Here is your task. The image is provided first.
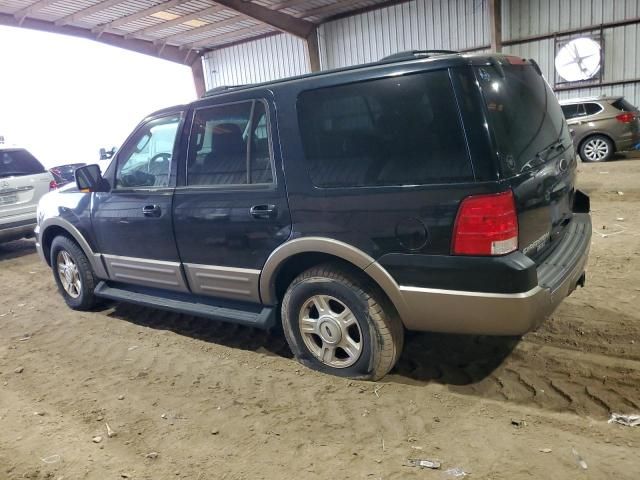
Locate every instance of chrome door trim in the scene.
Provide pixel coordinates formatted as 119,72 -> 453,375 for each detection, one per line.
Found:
103,254 -> 189,292
184,263 -> 261,302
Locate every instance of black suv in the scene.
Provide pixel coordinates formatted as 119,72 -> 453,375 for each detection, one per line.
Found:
36,52 -> 591,380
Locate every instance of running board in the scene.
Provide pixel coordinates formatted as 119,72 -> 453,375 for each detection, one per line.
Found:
94,281 -> 276,329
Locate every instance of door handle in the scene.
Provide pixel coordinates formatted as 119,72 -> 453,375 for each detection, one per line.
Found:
249,204 -> 277,219
142,205 -> 161,217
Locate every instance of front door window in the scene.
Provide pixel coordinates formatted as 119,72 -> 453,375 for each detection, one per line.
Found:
115,115 -> 181,189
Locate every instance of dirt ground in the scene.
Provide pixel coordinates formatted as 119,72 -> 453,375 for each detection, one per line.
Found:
1,153 -> 639,480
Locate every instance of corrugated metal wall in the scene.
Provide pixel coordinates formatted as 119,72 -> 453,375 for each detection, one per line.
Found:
504,0 -> 640,107
202,33 -> 310,89
319,0 -> 489,69
202,0 -> 640,107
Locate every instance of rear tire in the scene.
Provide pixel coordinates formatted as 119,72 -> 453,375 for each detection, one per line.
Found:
579,135 -> 614,162
281,263 -> 404,380
51,236 -> 98,310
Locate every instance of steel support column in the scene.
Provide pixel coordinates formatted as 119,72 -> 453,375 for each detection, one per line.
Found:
191,55 -> 206,97
489,0 -> 502,52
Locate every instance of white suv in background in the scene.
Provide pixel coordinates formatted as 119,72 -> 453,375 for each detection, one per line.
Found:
0,147 -> 54,244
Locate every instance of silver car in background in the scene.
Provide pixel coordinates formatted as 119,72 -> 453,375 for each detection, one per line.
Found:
560,96 -> 640,162
0,147 -> 54,243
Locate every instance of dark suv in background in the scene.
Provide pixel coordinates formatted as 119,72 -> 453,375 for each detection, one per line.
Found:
560,96 -> 640,162
36,52 -> 591,380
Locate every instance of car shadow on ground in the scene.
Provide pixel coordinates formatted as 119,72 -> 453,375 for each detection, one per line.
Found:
0,239 -> 36,262
106,302 -> 519,386
106,303 -> 293,359
391,331 -> 520,386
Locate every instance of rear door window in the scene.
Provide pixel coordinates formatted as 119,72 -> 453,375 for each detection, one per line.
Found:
561,104 -> 582,120
187,100 -> 274,186
297,70 -> 473,188
0,149 -> 46,178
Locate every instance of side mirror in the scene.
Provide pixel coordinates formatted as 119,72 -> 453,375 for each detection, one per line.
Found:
75,164 -> 109,192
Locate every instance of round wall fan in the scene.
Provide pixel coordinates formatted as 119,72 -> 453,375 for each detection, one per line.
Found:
555,37 -> 601,82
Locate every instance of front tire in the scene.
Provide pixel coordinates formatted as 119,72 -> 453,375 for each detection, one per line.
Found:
579,135 -> 614,162
281,264 -> 404,380
51,236 -> 97,310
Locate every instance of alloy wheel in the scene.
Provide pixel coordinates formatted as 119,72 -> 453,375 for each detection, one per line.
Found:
583,138 -> 609,161
298,295 -> 363,368
56,250 -> 82,298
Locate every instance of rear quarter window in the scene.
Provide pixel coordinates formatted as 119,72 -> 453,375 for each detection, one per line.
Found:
296,70 -> 473,188
0,149 -> 46,178
584,103 -> 602,115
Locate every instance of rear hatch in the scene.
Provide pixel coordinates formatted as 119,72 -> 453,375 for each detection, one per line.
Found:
0,148 -> 52,221
611,97 -> 640,144
475,59 -> 576,263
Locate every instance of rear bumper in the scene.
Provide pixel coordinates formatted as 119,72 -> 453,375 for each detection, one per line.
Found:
0,219 -> 37,243
394,213 -> 591,335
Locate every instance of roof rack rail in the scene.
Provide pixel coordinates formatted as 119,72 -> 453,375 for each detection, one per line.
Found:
379,50 -> 459,63
203,85 -> 244,97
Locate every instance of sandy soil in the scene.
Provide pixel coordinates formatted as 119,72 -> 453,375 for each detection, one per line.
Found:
1,153 -> 639,480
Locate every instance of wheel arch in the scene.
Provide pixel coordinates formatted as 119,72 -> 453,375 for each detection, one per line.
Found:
40,218 -> 108,278
578,132 -> 616,155
260,237 -> 410,325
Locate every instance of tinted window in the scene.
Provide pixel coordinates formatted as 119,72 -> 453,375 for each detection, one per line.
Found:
561,104 -> 582,119
297,70 -> 473,188
0,149 -> 45,178
116,115 -> 181,188
476,65 -> 569,173
612,98 -> 637,112
187,100 -> 273,186
584,103 -> 602,115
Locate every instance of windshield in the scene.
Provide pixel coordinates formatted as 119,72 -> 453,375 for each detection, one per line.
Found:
475,63 -> 570,174
0,149 -> 46,178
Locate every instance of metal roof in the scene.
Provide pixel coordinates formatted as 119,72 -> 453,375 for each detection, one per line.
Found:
0,0 -> 399,65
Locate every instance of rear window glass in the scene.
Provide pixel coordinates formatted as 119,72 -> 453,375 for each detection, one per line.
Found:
476,64 -> 569,174
0,149 -> 46,178
612,98 -> 637,112
297,70 -> 473,188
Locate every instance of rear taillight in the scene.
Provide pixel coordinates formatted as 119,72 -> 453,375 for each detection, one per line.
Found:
49,180 -> 59,191
616,112 -> 636,123
452,190 -> 518,256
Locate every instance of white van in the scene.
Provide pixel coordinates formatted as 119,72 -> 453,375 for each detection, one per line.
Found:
0,147 -> 54,243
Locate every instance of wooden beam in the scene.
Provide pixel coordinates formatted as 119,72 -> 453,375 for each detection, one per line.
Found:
306,26 -> 320,72
158,14 -> 254,45
126,5 -> 226,38
55,0 -> 125,27
191,54 -> 206,97
210,0 -> 315,39
0,11 -> 190,64
91,0 -> 182,34
489,0 -> 502,52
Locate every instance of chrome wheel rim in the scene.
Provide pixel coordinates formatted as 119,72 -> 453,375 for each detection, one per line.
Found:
298,295 -> 363,368
56,250 -> 82,298
584,138 -> 609,161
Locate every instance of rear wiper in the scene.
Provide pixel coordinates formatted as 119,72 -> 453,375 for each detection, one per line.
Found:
519,140 -> 565,173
